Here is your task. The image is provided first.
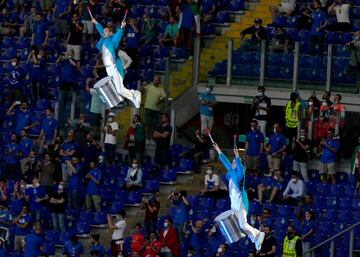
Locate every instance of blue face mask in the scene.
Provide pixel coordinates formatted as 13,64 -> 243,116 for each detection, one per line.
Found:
163,222 -> 169,228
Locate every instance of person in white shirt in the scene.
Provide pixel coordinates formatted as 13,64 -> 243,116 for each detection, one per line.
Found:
282,171 -> 305,205
327,0 -> 351,32
270,0 -> 296,17
117,49 -> 132,73
107,210 -> 126,256
103,112 -> 118,164
199,165 -> 228,198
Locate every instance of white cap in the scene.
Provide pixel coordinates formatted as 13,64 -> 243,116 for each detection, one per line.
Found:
108,112 -> 115,117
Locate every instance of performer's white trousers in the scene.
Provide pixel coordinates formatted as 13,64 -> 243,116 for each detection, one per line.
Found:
105,64 -> 134,102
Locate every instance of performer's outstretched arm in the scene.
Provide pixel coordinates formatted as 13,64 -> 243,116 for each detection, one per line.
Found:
112,21 -> 126,47
213,143 -> 231,171
95,23 -> 104,37
234,148 -> 245,181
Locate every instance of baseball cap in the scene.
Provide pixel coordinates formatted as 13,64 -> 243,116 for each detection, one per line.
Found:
108,112 -> 115,117
254,18 -> 262,24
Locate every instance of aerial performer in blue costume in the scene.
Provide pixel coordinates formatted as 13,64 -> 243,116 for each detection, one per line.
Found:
91,16 -> 141,108
213,142 -> 265,251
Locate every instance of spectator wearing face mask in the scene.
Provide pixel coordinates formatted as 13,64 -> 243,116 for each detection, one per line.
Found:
199,85 -> 217,132
240,18 -> 267,52
284,92 -> 301,147
6,101 -> 39,135
49,183 -> 67,233
141,231 -> 162,257
292,129 -> 311,182
103,112 -> 118,164
256,170 -> 284,204
319,128 -> 340,184
282,225 -> 302,257
266,123 -> 286,173
8,57 -> 25,103
159,217 -> 180,257
199,164 -> 228,198
300,210 -> 315,257
251,86 -> 271,137
25,176 -> 49,222
131,223 -> 145,255
282,171 -> 305,205
213,244 -> 230,257
124,159 -> 143,191
27,47 -> 47,102
331,94 -> 345,137
85,161 -> 102,212
245,119 -> 264,175
256,226 -> 276,257
107,210 -> 126,256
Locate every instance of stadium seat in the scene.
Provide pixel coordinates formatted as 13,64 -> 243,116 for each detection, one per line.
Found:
323,209 -> 337,221
142,180 -> 159,193
76,221 -> 91,236
126,191 -> 143,206
91,212 -> 107,227
213,11 -> 230,23
326,196 -> 338,209
174,158 -> 193,174
42,241 -> 55,255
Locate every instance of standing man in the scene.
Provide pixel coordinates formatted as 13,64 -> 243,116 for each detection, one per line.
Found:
284,92 -> 301,146
38,107 -> 58,152
66,13 -> 83,69
59,130 -> 79,185
140,76 -> 167,144
23,223 -> 44,257
85,161 -> 102,213
103,112 -> 118,164
292,129 -> 311,182
31,13 -> 49,48
319,128 -> 340,184
256,226 -> 276,257
67,157 -> 83,212
54,0 -> 70,40
251,86 -> 271,136
124,114 -> 146,163
266,123 -> 286,173
199,85 -> 217,132
153,113 -> 172,169
140,192 -> 160,237
282,225 -> 302,257
245,119 -> 264,175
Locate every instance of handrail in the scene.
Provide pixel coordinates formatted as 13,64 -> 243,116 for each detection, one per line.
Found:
303,220 -> 360,256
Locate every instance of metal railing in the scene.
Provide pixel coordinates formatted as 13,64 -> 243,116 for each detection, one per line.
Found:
302,220 -> 360,257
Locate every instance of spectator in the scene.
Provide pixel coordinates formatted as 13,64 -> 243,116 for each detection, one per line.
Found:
89,234 -> 106,257
270,26 -> 290,54
187,220 -> 205,253
168,191 -> 190,243
140,76 -> 166,143
214,244 -> 230,257
199,85 -> 217,132
309,1 -> 327,55
118,48 -> 132,74
331,94 -> 345,137
67,113 -> 90,148
250,86 -> 271,137
319,128 -> 340,184
66,157 -> 83,211
141,231 -> 162,256
0,182 -> 7,205
27,47 -> 47,102
19,129 -> 33,160
300,210 -> 315,257
140,192 -> 160,237
256,170 -> 284,204
159,16 -> 179,46
319,97 -> 332,139
245,119 -> 264,175
266,123 -> 286,173
179,0 -> 195,54
31,13 -> 49,48
190,0 -> 201,35
200,0 -> 217,23
284,92 -> 301,145
153,113 -> 172,169
65,12 -> 83,69
23,223 -> 44,257
124,159 -> 143,191
240,18 -> 267,52
8,57 -> 25,103
126,18 -> 139,69
39,107 -> 58,152
327,0 -> 351,32
256,226 -> 276,257
199,164 -> 228,198
352,136 -> 360,195
62,235 -> 84,257
79,0 -> 97,45
107,210 -> 126,256
6,101 -> 38,135
187,246 -> 202,257
270,0 -> 296,17
124,115 -> 146,164
140,13 -> 156,44
22,150 -> 41,184
159,217 -> 180,257
25,176 -> 49,222
57,50 -> 78,128
345,31 -> 360,75
59,130 -> 79,184
297,7 -> 312,31
87,79 -> 103,135
0,202 -> 11,226
54,0 -> 70,40
282,171 -> 305,205
49,183 -> 67,233
131,223 -> 145,255
20,6 -> 38,38
3,133 -> 21,180
282,225 -> 302,257
257,208 -> 273,229
13,205 -> 32,252
292,129 -> 311,182
103,112 -> 118,164
85,161 -> 102,212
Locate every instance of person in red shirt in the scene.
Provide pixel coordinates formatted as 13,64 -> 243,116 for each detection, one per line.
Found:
159,217 -> 180,257
141,232 -> 162,257
140,192 -> 160,238
131,223 -> 145,256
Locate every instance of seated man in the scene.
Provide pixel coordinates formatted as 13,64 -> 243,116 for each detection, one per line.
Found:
199,165 -> 228,198
159,16 -> 179,47
124,159 -> 143,191
270,26 -> 290,54
282,171 -> 305,205
256,170 -> 284,204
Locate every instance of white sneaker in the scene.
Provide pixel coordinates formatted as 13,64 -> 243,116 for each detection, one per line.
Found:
133,90 -> 141,109
255,232 -> 265,251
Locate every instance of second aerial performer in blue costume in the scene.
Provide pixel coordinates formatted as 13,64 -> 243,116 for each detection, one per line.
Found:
213,142 -> 265,251
92,18 -> 141,108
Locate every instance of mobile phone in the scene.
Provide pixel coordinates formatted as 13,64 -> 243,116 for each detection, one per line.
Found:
15,101 -> 21,105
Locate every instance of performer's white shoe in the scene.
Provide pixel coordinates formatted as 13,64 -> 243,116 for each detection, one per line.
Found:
133,90 -> 141,109
255,232 -> 265,251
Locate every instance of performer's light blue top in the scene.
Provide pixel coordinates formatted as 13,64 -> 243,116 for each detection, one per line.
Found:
218,152 -> 249,214
95,23 -> 125,78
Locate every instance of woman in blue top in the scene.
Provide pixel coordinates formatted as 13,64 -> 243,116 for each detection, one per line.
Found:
92,18 -> 141,108
213,143 -> 265,250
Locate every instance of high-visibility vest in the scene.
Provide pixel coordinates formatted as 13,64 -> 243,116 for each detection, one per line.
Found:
282,235 -> 300,257
285,101 -> 300,128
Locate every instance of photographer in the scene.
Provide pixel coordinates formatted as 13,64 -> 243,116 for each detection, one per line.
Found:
65,13 -> 83,70
250,86 -> 271,137
168,190 -> 190,244
140,192 -> 160,237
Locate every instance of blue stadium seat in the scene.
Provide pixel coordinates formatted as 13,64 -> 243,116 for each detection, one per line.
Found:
2,36 -> 15,48
110,201 -> 125,214
316,183 -> 330,194
114,189 -> 129,202
170,47 -> 187,59
329,184 -> 343,195
353,20 -> 360,31
326,196 -> 338,209
286,16 -> 297,28
272,15 -> 287,27
323,209 -> 337,221
213,11 -> 230,23
226,0 -> 244,12
1,48 -> 16,60
16,37 -> 30,49
153,45 -> 169,58
277,205 -> 292,217
42,241 -> 55,255
339,197 -> 352,209
199,197 -> 215,209
142,180 -> 159,193
336,172 -> 349,184
215,198 -> 230,212
127,191 -> 143,205
319,221 -> 333,235
174,158 -> 193,174
91,212 -> 107,226
338,209 -> 351,222
76,221 -> 91,236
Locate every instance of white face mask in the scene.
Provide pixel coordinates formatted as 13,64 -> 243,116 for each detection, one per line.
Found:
300,135 -> 305,139
206,169 -> 212,175
217,247 -> 223,253
308,101 -> 313,106
37,54 -> 42,59
257,92 -> 263,97
273,128 -> 277,134
58,185 -> 64,191
108,118 -> 113,123
205,87 -> 211,93
188,254 -> 193,257
291,178 -> 297,183
34,182 -> 40,188
322,102 -> 327,107
11,62 -> 17,67
251,127 -> 256,131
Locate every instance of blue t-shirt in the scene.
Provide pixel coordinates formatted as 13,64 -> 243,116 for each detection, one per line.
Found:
33,20 -> 48,46
24,232 -> 44,257
19,138 -> 33,157
68,165 -> 83,190
9,67 -> 25,89
55,0 -> 70,18
301,219 -> 316,242
86,168 -> 101,195
25,185 -> 47,212
14,213 -> 32,235
126,27 -> 139,48
4,142 -> 20,164
268,133 -> 286,154
246,130 -> 264,157
41,116 -> 58,141
61,59 -> 77,82
30,58 -> 46,81
14,109 -> 33,135
201,0 -> 216,13
60,140 -> 79,162
310,10 -> 326,36
62,241 -> 84,257
199,92 -> 216,117
173,200 -> 188,225
90,243 -> 106,256
180,4 -> 195,29
320,138 -> 340,164
190,229 -> 204,250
